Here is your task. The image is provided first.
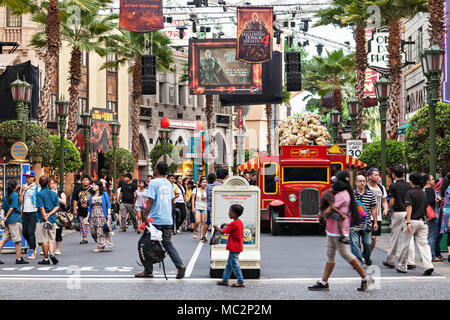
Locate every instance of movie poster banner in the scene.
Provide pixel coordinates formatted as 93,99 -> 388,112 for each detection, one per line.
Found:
236,6 -> 273,64
189,39 -> 263,95
119,0 -> 163,33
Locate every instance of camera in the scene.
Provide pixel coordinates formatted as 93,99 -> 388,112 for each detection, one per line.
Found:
43,222 -> 52,230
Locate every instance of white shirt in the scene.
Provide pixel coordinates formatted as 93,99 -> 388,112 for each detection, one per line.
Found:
175,184 -> 185,204
192,188 -> 207,211
22,183 -> 37,213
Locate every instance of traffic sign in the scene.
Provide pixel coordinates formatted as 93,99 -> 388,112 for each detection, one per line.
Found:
346,139 -> 363,159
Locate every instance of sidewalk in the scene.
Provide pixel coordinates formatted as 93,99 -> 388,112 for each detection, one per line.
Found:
376,232 -> 450,277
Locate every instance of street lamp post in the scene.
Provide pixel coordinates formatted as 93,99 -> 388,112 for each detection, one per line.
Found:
375,77 -> 391,187
110,121 -> 121,194
160,117 -> 170,164
348,99 -> 361,187
56,97 -> 69,192
81,113 -> 92,175
421,45 -> 445,179
10,75 -> 31,143
330,109 -> 341,144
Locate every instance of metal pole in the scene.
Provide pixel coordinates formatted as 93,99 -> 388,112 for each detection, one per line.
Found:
85,126 -> 90,175
351,114 -> 357,188
21,101 -> 27,142
333,123 -> 339,144
59,114 -> 67,192
379,101 -> 388,187
112,133 -> 118,194
429,71 -> 438,178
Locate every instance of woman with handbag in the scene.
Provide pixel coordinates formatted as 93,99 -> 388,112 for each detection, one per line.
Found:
49,176 -> 67,255
87,181 -> 114,252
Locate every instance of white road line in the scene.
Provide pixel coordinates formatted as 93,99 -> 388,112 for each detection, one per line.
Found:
0,275 -> 445,283
185,241 -> 204,278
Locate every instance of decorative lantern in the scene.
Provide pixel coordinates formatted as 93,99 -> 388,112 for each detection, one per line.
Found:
161,117 -> 170,129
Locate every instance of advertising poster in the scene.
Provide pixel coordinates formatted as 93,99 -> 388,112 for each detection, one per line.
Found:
189,39 -> 263,95
119,0 -> 163,33
237,6 -> 273,64
213,191 -> 258,247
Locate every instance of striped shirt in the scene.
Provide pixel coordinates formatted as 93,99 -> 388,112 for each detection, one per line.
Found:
352,189 -> 377,231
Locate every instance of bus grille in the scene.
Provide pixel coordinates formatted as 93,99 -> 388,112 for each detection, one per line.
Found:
300,188 -> 320,217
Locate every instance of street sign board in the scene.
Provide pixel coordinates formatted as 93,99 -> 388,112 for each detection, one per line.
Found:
346,139 -> 363,159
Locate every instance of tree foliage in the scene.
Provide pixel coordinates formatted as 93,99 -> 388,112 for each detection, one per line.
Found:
149,144 -> 181,174
0,120 -> 54,165
104,147 -> 136,176
359,140 -> 406,178
49,135 -> 82,173
405,102 -> 450,174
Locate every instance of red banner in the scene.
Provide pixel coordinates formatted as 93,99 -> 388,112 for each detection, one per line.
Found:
236,6 -> 273,64
119,0 -> 163,33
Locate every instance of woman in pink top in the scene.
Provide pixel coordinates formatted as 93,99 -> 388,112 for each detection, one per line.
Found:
309,171 -> 373,292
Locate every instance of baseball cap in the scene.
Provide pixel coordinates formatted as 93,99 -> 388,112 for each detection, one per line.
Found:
23,170 -> 36,177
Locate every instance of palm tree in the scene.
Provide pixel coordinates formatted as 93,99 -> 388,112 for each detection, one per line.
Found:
302,49 -> 355,131
101,30 -> 174,161
428,0 -> 445,48
315,0 -> 369,138
360,0 -> 427,140
2,0 -> 96,129
265,104 -> 272,154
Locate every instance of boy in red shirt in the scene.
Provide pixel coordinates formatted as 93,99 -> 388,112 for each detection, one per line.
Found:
214,204 -> 245,287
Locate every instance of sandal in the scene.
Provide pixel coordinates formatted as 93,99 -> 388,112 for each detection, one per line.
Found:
231,282 -> 245,287
339,236 -> 352,245
201,237 -> 208,243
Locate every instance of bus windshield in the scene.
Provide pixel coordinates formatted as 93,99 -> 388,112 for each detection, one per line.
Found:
283,167 -> 328,183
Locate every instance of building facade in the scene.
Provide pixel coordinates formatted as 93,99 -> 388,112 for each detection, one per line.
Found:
135,50 -> 234,178
401,12 -> 430,139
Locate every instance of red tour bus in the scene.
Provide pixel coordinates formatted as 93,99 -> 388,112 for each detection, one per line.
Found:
238,144 -> 366,235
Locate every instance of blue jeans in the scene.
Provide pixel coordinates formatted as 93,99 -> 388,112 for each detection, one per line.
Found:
427,217 -> 440,258
144,225 -> 184,274
222,251 -> 244,284
350,229 -> 372,264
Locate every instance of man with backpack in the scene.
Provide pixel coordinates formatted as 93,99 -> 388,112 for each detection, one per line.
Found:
366,168 -> 388,254
383,166 -> 416,269
135,162 -> 186,279
351,175 -> 377,265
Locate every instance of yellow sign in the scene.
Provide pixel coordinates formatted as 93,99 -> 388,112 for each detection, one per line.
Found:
10,142 -> 28,163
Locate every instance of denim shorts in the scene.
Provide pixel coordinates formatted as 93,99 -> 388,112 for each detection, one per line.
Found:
195,209 -> 207,216
135,206 -> 145,212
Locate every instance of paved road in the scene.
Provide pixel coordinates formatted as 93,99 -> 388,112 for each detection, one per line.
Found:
0,226 -> 448,299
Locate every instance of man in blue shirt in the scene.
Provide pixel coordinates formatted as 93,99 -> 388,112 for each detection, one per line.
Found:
35,176 -> 60,265
0,180 -> 29,264
135,162 -> 186,279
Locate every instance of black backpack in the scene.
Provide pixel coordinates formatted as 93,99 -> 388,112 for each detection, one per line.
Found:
137,227 -> 167,280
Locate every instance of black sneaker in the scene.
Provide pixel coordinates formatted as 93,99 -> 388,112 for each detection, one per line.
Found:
49,255 -> 59,265
176,266 -> 186,279
357,276 -> 374,292
308,281 -> 329,291
0,260 -> 4,265
80,240 -> 88,244
38,259 -> 50,265
423,268 -> 434,276
16,258 -> 29,264
407,265 -> 416,270
366,258 -> 372,266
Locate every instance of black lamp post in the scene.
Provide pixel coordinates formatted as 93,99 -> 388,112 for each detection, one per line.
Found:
56,97 -> 69,192
160,117 -> 170,164
110,121 -> 121,194
375,77 -> 391,187
81,113 -> 92,175
330,109 -> 341,143
421,45 -> 444,179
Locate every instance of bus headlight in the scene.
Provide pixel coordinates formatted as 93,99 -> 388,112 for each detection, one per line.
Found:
288,193 -> 297,202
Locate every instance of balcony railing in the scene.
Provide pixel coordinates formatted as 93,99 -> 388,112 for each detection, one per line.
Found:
2,28 -> 22,43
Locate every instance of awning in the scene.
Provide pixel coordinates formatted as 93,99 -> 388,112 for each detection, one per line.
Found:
238,154 -> 260,172
345,155 -> 367,169
398,123 -> 410,135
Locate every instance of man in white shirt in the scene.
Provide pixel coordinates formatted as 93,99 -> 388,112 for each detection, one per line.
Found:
19,171 -> 39,260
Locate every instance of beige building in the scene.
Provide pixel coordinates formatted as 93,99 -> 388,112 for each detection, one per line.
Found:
0,7 -> 130,180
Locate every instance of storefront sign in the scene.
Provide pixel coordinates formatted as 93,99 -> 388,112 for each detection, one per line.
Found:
168,120 -> 199,130
367,29 -> 389,74
10,142 -> 28,162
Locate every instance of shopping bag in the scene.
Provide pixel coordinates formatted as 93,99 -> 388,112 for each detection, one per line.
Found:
146,222 -> 163,241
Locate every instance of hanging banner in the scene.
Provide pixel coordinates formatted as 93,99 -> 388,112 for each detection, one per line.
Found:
236,6 -> 273,64
119,0 -> 163,33
189,38 -> 263,95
